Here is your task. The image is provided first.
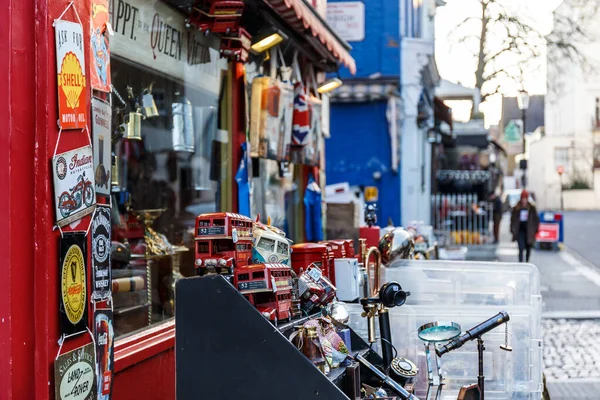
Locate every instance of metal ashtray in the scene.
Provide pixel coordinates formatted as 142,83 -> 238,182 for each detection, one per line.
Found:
418,321 -> 461,343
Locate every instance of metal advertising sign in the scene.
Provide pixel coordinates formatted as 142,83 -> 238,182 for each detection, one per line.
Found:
364,186 -> 378,202
90,0 -> 111,92
94,307 -> 114,400
55,20 -> 88,130
536,223 -> 559,243
91,98 -> 112,196
54,342 -> 97,400
53,145 -> 96,227
59,232 -> 89,335
92,206 -> 112,300
326,2 -> 365,42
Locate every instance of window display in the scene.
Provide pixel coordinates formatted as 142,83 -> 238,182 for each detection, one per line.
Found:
109,52 -> 227,337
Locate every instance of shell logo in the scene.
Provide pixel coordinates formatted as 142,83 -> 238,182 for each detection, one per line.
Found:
58,52 -> 86,109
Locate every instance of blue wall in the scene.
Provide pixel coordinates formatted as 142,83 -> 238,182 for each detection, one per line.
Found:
329,0 -> 400,78
326,101 -> 401,226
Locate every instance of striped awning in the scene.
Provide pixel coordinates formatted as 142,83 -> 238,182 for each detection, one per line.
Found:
329,81 -> 399,103
264,0 -> 356,74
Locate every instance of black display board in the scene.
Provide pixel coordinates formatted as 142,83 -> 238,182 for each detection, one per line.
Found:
175,275 -> 350,400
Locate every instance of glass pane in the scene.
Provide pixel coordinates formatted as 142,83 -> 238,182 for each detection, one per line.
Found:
257,237 -> 275,252
108,0 -> 228,339
276,241 -> 288,255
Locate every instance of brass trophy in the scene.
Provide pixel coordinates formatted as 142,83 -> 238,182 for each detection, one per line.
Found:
131,209 -> 173,324
131,209 -> 174,256
131,209 -> 188,318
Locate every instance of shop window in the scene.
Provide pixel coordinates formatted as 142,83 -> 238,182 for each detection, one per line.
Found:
110,41 -> 227,338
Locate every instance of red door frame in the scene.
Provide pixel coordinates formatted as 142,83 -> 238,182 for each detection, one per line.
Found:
0,0 -> 37,397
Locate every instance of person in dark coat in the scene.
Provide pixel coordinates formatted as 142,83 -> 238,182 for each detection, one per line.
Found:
490,193 -> 503,244
510,190 -> 540,262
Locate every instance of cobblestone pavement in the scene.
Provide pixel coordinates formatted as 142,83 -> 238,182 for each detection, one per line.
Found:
543,319 -> 600,381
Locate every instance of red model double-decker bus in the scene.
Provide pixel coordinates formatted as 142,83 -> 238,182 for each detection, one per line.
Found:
234,263 -> 294,325
194,212 -> 253,275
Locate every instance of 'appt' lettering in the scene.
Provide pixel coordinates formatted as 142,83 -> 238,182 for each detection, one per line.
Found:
110,0 -> 138,40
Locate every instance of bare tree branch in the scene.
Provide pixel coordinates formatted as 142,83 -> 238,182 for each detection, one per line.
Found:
445,0 -> 600,106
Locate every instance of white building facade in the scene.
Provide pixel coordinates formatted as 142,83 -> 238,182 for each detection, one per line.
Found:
528,0 -> 600,210
400,0 -> 444,225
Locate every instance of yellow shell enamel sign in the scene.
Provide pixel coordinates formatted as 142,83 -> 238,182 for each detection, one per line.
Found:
61,242 -> 87,327
55,20 -> 88,130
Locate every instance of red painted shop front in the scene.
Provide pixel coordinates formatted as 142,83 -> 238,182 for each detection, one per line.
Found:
0,0 -> 354,399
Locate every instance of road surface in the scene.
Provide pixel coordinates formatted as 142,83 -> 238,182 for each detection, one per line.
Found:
497,211 -> 600,399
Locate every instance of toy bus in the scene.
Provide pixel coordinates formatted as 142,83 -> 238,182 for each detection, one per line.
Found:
252,226 -> 292,265
234,263 -> 294,325
187,1 -> 245,35
194,212 -> 253,275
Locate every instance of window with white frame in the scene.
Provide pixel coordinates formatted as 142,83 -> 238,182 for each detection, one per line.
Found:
554,147 -> 569,172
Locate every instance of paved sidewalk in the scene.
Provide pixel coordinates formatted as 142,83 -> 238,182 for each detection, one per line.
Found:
496,222 -> 600,315
495,216 -> 600,399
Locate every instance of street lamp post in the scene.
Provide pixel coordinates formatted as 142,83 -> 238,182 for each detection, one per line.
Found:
517,91 -> 530,188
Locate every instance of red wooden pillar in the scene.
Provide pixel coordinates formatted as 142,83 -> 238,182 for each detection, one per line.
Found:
0,0 -> 37,397
230,61 -> 247,213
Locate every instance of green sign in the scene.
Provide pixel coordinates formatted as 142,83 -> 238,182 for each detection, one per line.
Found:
504,120 -> 522,143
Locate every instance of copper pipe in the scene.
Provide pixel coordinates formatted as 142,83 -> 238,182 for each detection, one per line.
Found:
364,246 -> 382,297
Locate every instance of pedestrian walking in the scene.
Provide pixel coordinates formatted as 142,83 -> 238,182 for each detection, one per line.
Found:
490,193 -> 502,244
510,190 -> 540,262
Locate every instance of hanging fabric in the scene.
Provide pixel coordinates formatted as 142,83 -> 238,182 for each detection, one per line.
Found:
305,65 -> 322,166
277,48 -> 294,161
249,76 -> 270,158
235,142 -> 251,217
292,52 -> 310,147
304,173 -> 323,242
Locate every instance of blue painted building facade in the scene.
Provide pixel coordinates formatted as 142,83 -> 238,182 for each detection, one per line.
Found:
327,97 -> 401,225
326,0 -> 442,226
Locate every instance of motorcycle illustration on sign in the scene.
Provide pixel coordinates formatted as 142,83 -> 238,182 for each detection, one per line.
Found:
52,145 -> 96,227
58,172 -> 94,218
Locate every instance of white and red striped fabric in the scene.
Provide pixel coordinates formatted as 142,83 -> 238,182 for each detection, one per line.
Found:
263,0 -> 357,74
292,82 -> 311,146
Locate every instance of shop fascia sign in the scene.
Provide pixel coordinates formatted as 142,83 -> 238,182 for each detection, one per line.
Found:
109,0 -> 227,94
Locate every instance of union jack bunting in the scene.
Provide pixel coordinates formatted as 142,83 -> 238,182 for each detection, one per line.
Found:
292,82 -> 310,146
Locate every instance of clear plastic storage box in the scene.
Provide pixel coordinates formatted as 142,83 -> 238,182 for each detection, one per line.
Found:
346,260 -> 543,399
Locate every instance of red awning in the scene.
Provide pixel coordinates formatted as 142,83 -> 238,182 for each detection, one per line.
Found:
264,0 -> 357,74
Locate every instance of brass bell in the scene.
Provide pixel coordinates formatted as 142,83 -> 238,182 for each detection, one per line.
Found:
121,111 -> 143,140
142,83 -> 159,118
111,152 -> 120,188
